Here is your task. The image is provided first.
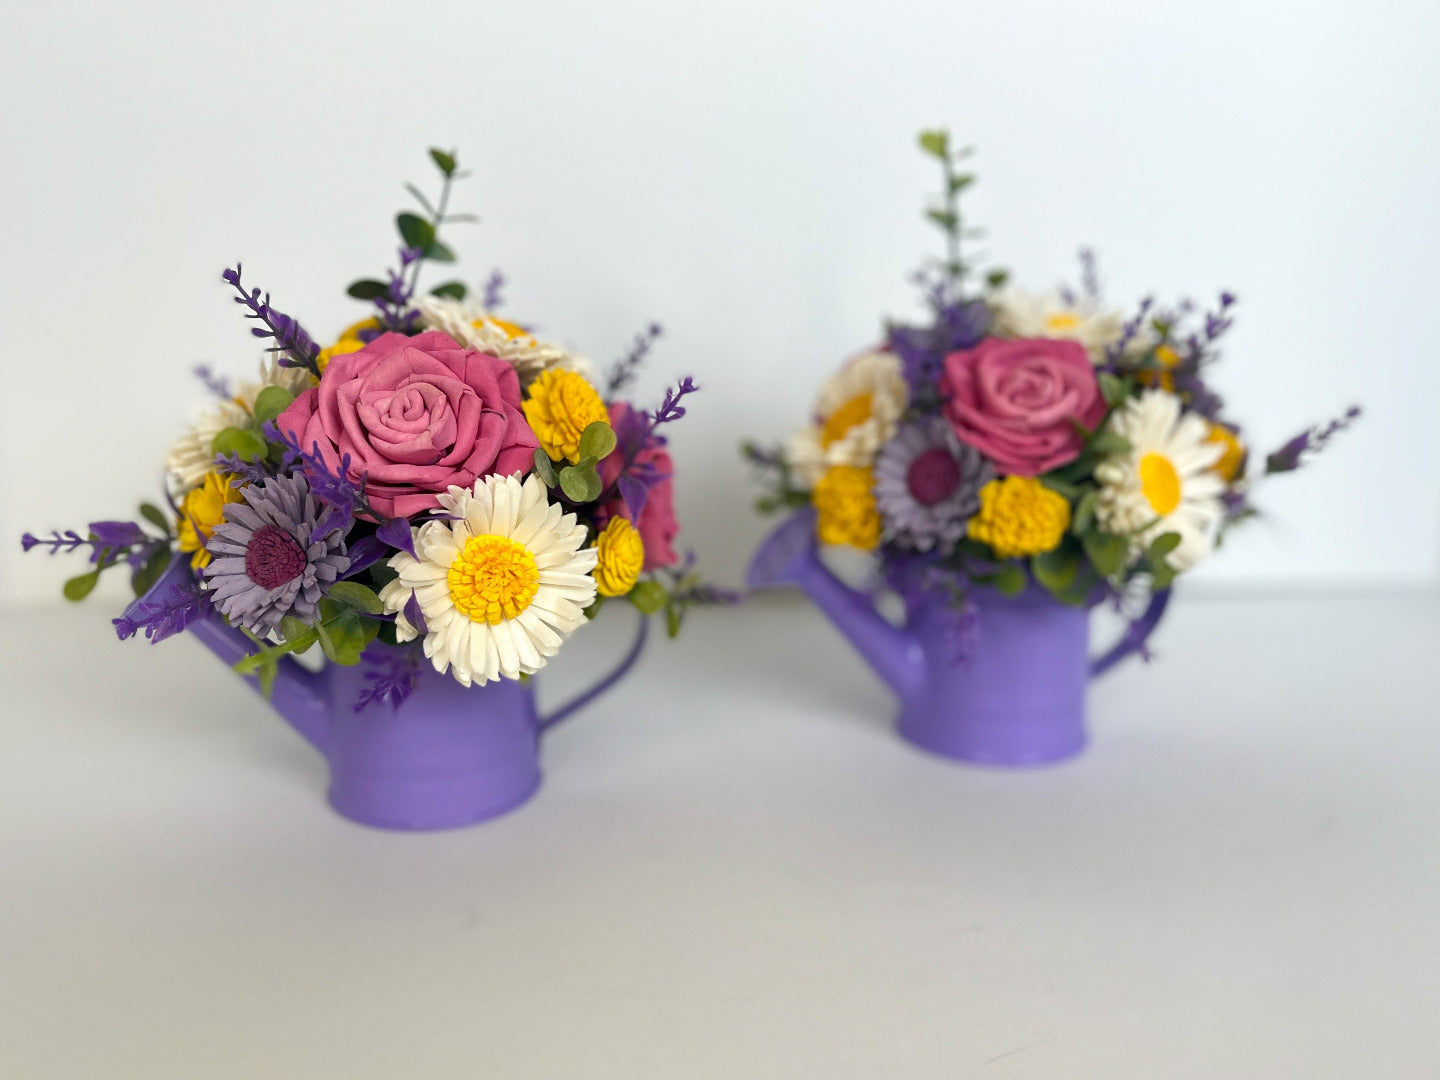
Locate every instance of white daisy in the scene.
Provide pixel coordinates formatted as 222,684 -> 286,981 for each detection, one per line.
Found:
379,473 -> 598,687
1094,390 -> 1226,572
785,350 -> 909,488
166,397 -> 251,493
414,295 -> 592,386
991,286 -> 1126,363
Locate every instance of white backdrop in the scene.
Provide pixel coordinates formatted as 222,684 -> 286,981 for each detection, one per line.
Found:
3,0 -> 1436,606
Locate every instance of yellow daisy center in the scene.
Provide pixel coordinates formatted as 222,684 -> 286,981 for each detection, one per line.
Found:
1139,452 -> 1182,516
447,534 -> 540,625
1045,311 -> 1083,333
523,369 -> 609,464
821,393 -> 874,448
813,465 -> 881,550
593,516 -> 646,597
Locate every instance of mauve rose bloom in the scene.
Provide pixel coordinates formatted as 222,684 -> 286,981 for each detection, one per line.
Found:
940,337 -> 1106,476
597,403 -> 680,570
278,330 -> 539,519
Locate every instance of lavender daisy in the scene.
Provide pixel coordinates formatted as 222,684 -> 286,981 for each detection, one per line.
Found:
203,474 -> 349,636
874,416 -> 992,552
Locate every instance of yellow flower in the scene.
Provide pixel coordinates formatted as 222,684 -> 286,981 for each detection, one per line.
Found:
593,516 -> 645,597
523,369 -> 609,464
1206,423 -> 1245,483
176,470 -> 244,569
813,466 -> 881,550
317,317 -> 381,375
1137,344 -> 1181,392
967,476 -> 1071,559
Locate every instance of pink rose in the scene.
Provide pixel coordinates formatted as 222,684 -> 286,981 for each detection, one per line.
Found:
597,403 -> 680,570
278,330 -> 538,519
940,337 -> 1106,476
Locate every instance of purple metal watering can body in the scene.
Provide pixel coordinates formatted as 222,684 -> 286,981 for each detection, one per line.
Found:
748,509 -> 1167,766
129,561 -> 647,831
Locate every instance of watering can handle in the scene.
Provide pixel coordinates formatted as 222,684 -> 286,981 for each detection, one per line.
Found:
537,610 -> 650,734
1090,588 -> 1171,678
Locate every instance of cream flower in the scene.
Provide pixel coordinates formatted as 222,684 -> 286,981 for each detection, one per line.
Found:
991,287 -> 1126,363
1094,390 -> 1226,572
414,295 -> 591,386
379,473 -> 598,687
785,350 -> 908,489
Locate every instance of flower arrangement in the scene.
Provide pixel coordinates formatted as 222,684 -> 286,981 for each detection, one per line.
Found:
747,130 -> 1359,616
24,148 -> 730,703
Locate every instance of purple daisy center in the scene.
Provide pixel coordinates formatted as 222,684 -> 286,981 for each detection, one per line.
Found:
244,524 -> 307,589
906,448 -> 961,507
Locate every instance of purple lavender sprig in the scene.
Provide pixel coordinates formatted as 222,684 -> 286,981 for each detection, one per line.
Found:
214,451 -> 281,485
481,268 -> 506,312
651,376 -> 698,431
1264,406 -> 1362,474
605,322 -> 664,396
113,572 -> 212,644
222,264 -> 322,377
353,645 -> 423,713
262,420 -> 370,532
193,364 -> 232,400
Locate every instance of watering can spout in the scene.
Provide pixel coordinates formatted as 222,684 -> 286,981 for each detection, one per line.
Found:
122,560 -> 330,754
747,509 -> 924,698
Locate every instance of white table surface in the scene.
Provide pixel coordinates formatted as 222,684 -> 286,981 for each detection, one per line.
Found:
2,590 -> 1438,1079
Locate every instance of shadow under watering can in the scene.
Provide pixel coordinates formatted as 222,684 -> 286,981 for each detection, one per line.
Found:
748,509 -> 1168,766
127,559 -> 648,831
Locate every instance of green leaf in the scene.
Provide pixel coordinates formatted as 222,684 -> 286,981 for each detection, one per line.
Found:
948,173 -> 975,193
279,616 -> 319,650
346,279 -> 390,301
992,563 -> 1027,596
628,580 -> 667,614
429,147 -> 457,176
1082,531 -> 1129,579
316,607 -> 379,666
251,385 -> 296,426
63,569 -> 101,602
423,240 -> 456,263
1086,429 -> 1133,457
1097,372 -> 1129,408
1039,474 -> 1081,500
430,281 -> 467,300
558,464 -> 603,503
985,268 -> 1010,290
396,212 -> 435,250
578,420 -> 617,462
212,425 -> 267,462
139,502 -> 171,535
918,129 -> 949,159
1070,488 -> 1097,536
532,450 -> 558,488
131,545 -> 171,597
325,581 -> 385,615
1031,548 -> 1078,593
665,601 -> 684,638
1147,532 -> 1183,564
1151,561 -> 1178,591
926,208 -> 958,230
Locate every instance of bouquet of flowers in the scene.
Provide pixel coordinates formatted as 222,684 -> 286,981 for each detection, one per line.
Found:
747,130 -> 1359,616
24,148 -> 729,703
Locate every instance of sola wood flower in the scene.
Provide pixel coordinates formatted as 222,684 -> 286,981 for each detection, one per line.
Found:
204,474 -> 350,636
786,351 -> 909,488
875,417 -> 993,552
966,475 -> 1071,560
380,473 -> 598,687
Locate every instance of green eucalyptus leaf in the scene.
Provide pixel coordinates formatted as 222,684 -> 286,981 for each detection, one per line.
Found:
430,281 -> 467,300
1147,532 -> 1183,564
1031,548 -> 1078,593
252,385 -> 296,426
1087,429 -> 1133,457
212,426 -> 267,462
992,563 -> 1027,597
346,279 -> 390,301
63,569 -> 101,602
423,240 -> 456,263
326,581 -> 385,615
985,268 -> 1010,290
1097,372 -> 1129,407
926,208 -> 958,230
429,148 -> 457,175
665,601 -> 684,638
1082,531 -> 1128,578
532,450 -> 558,487
397,212 -> 435,250
918,130 -> 949,159
949,173 -> 975,193
578,420 -> 618,462
558,465 -> 603,503
139,502 -> 171,536
628,580 -> 667,614
1071,489 -> 1097,536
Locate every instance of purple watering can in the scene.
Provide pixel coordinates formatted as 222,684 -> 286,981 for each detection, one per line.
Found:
126,560 -> 647,831
748,509 -> 1167,766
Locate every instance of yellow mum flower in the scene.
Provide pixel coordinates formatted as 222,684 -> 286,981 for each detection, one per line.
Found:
317,317 -> 381,375
593,516 -> 646,597
176,470 -> 244,569
1206,423 -> 1245,483
523,369 -> 609,464
967,476 -> 1071,559
813,465 -> 881,551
